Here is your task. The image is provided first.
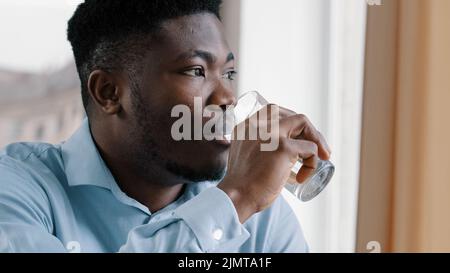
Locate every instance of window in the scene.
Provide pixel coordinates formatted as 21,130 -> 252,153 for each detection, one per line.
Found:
0,0 -> 83,147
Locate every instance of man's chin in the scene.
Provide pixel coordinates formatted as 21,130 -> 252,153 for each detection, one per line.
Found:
165,160 -> 227,183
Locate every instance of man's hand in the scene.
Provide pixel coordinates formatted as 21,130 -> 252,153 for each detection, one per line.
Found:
218,105 -> 331,223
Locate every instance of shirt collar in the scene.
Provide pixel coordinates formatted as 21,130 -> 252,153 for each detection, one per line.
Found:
61,118 -> 115,190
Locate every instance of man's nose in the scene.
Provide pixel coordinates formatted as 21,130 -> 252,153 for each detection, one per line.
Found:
206,83 -> 236,110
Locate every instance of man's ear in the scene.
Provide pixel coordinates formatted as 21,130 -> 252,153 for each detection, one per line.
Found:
87,70 -> 123,115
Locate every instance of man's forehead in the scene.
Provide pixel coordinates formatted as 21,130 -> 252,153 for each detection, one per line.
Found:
159,13 -> 223,37
154,13 -> 229,57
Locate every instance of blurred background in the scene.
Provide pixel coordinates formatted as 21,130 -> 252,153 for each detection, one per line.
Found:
0,0 -> 449,252
0,0 -> 84,147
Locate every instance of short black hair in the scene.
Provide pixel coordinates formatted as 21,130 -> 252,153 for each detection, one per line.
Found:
67,0 -> 222,112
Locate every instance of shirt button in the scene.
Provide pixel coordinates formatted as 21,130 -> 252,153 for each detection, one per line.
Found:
212,228 -> 223,241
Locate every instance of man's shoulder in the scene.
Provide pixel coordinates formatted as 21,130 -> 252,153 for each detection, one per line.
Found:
1,141 -> 60,161
246,190 -> 303,236
248,190 -> 308,252
0,141 -> 64,184
0,142 -> 67,236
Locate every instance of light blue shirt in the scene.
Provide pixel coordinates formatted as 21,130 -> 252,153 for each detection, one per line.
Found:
0,119 -> 308,253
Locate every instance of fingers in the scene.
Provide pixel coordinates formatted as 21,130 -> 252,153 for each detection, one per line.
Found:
244,104 -> 332,161
279,114 -> 331,160
317,131 -> 332,158
284,139 -> 319,183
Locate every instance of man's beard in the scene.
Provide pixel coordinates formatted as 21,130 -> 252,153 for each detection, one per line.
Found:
129,89 -> 226,183
165,160 -> 226,183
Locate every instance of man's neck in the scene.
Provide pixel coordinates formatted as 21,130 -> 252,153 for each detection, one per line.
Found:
102,151 -> 186,212
115,172 -> 186,213
91,130 -> 187,213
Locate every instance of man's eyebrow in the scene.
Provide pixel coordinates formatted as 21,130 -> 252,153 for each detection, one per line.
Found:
226,52 -> 235,63
175,50 -> 235,64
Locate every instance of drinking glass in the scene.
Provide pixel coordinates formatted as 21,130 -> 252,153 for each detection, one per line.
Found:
225,91 -> 334,202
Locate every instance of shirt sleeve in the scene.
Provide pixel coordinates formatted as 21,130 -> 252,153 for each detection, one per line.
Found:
119,187 -> 250,253
0,163 -> 68,253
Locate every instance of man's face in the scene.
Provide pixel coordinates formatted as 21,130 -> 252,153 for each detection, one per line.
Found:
122,13 -> 236,183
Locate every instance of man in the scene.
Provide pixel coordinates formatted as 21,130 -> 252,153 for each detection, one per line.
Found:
0,0 -> 330,252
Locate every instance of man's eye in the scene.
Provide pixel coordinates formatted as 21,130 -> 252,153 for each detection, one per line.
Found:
223,71 -> 237,80
183,68 -> 205,77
